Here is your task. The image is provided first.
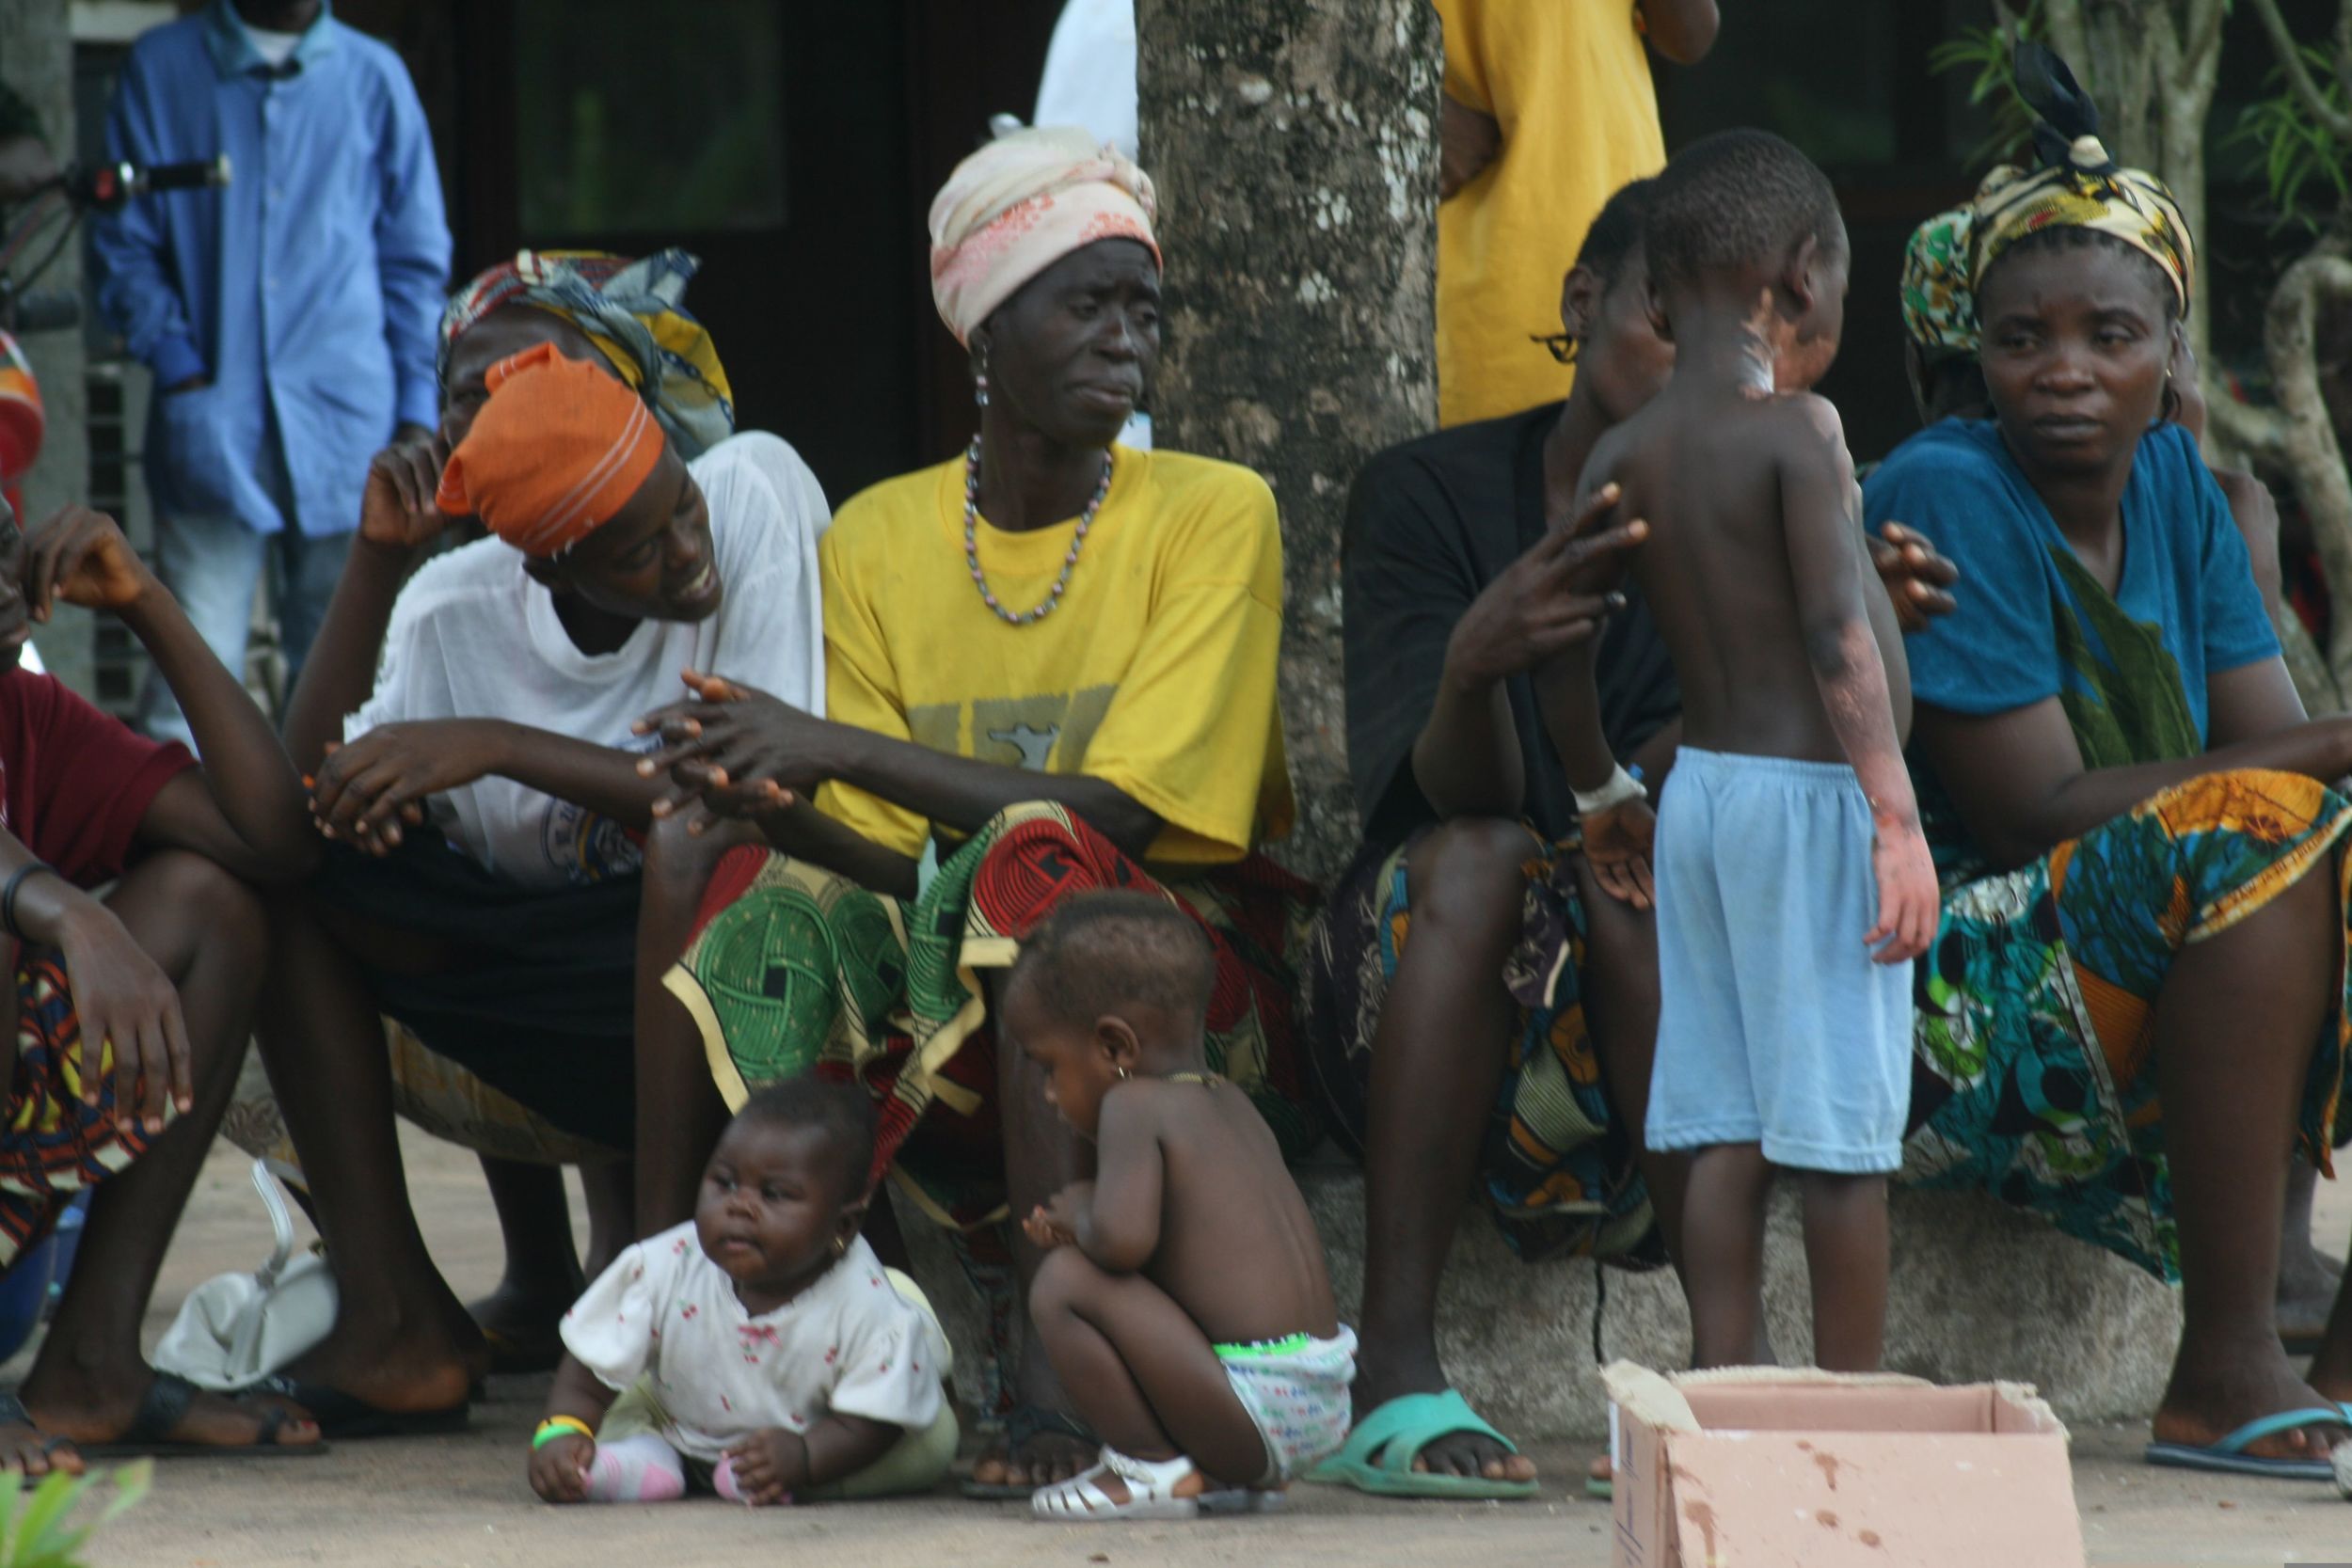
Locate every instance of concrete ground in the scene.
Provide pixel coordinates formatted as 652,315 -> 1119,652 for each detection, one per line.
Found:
8,1130 -> 2348,1567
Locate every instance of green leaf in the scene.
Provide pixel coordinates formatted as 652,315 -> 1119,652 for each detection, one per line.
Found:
9,1471 -> 93,1564
0,1461 -> 147,1568
0,1466 -> 24,1560
1930,3 -> 2048,171
2233,38 -> 2352,234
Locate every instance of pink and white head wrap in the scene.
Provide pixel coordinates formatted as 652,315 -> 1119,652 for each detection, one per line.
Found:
929,125 -> 1161,347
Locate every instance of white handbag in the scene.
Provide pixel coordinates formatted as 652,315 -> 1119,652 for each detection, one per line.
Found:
152,1159 -> 339,1392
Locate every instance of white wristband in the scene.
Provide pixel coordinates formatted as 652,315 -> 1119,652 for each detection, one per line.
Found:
1573,764 -> 1645,817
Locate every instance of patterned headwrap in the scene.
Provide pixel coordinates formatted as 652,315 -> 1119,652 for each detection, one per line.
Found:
1899,206 -> 1977,358
930,125 -> 1159,346
434,343 -> 665,559
1968,46 -> 2193,318
437,249 -> 736,460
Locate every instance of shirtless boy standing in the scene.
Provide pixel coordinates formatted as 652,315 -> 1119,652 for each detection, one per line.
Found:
1006,893 -> 1353,1521
1549,129 -> 1939,1372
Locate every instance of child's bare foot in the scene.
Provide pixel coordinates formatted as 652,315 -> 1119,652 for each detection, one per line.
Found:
970,1405 -> 1096,1490
969,1351 -> 1098,1491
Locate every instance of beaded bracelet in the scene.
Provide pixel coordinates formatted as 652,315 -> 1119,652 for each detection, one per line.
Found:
532,1416 -> 596,1450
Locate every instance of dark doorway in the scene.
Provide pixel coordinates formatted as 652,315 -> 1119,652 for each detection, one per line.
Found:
431,0 -> 1067,505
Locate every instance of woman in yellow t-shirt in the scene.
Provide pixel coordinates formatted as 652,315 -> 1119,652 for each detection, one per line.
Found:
629,127 -> 1317,1497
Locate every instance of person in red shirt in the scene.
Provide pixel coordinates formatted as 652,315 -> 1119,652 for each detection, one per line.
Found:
0,499 -> 321,1471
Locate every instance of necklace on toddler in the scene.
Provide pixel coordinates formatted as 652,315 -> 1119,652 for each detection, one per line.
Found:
962,436 -> 1112,626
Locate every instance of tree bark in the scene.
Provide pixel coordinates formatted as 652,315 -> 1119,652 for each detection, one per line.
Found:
1135,0 -> 1439,885
2265,239 -> 2352,682
2233,7 -> 2352,713
2038,0 -> 2226,364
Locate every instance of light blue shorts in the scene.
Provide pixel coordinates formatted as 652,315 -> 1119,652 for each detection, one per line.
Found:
1645,748 -> 1912,1174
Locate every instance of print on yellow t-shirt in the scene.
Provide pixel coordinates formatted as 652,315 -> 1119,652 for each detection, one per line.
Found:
906,686 -> 1117,775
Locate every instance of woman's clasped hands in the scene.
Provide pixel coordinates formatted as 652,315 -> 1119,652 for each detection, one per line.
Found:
633,670 -> 825,833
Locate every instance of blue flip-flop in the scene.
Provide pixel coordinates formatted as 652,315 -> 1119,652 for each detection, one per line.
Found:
2144,1406 -> 2352,1481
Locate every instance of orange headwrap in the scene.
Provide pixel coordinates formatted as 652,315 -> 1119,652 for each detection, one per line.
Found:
435,342 -> 665,557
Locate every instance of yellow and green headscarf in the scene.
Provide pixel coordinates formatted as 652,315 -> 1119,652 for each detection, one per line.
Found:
1970,137 -> 2192,318
1966,45 -> 2193,321
437,249 -> 737,461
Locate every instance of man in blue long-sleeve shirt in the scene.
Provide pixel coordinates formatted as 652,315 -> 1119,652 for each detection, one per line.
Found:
91,0 -> 448,744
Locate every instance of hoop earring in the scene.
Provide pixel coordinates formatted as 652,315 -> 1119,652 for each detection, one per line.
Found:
1116,1067 -> 1131,1082
832,1235 -> 848,1259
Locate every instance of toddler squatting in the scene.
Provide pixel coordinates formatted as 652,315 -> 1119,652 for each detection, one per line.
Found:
1009,892 -> 1358,1521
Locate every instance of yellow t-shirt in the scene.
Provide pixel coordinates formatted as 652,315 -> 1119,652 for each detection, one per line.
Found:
1435,0 -> 1667,427
816,446 -> 1295,867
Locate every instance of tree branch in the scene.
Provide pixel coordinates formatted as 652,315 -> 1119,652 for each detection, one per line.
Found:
2264,248 -> 2352,679
2246,0 -> 2352,144
2183,0 -> 2229,87
2205,387 -> 2289,466
2041,0 -> 2090,88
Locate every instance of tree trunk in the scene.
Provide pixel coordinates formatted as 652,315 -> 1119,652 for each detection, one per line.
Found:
2265,239 -> 2352,684
2226,4 -> 2352,714
1135,0 -> 1439,886
2038,0 -> 2226,362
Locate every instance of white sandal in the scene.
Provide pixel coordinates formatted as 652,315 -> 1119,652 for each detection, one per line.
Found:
1031,1447 -> 1204,1522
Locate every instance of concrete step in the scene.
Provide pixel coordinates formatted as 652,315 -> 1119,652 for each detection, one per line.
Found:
907,1163 -> 2180,1441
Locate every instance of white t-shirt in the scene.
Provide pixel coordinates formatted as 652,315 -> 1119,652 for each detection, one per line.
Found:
1034,0 -> 1136,158
346,432 -> 829,888
240,22 -> 304,67
562,1225 -> 947,1465
1028,1 -> 1151,450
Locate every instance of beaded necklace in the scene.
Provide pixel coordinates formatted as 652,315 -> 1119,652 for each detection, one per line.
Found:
962,436 -> 1112,626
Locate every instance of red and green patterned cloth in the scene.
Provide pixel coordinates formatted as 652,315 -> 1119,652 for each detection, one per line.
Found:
664,801 -> 1320,1231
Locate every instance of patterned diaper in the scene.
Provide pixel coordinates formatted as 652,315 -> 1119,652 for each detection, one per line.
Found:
1215,1325 -> 1358,1485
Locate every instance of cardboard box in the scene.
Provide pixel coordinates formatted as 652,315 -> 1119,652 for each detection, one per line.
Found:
1605,1362 -> 2085,1568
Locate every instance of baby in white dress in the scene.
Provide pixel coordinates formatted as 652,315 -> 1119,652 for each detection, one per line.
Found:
529,1076 -> 956,1506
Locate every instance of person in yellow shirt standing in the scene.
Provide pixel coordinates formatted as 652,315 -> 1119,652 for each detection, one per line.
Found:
1435,0 -> 1717,427
626,127 -> 1319,1503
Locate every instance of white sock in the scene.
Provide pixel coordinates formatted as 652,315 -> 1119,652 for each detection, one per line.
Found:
584,1433 -> 688,1503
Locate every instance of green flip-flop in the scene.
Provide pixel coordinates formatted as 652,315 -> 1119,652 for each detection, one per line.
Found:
1308,1388 -> 1539,1500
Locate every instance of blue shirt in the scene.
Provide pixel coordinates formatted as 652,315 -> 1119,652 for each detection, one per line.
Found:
1864,420 -> 2278,751
90,2 -> 449,537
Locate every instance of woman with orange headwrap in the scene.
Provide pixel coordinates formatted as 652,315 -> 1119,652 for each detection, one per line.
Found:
237,277 -> 832,1433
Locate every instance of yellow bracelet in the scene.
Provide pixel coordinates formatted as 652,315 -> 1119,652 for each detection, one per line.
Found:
532,1416 -> 596,1450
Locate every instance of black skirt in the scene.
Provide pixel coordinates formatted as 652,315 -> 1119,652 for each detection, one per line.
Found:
310,833 -> 641,1149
